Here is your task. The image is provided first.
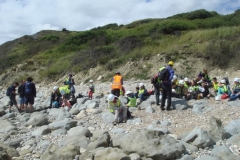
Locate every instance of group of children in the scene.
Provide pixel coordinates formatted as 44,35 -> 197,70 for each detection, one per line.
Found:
171,73 -> 240,102
50,74 -> 95,108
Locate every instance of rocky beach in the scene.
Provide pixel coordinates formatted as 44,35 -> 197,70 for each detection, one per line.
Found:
1,80 -> 240,160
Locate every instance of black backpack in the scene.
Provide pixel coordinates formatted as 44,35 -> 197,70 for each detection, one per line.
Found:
151,73 -> 159,84
158,67 -> 169,81
6,86 -> 12,97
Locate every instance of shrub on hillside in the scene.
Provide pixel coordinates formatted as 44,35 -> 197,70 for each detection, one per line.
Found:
159,20 -> 197,34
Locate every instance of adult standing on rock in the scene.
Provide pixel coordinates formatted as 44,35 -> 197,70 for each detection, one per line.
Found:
23,77 -> 36,113
8,82 -> 19,112
111,71 -> 123,97
18,79 -> 25,111
160,61 -> 174,111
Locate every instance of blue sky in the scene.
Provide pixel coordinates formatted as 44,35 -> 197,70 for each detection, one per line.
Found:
0,0 -> 239,45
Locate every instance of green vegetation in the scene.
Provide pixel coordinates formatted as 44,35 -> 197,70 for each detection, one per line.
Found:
1,9 -> 240,80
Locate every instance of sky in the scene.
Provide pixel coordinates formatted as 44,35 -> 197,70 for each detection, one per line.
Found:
0,0 -> 239,45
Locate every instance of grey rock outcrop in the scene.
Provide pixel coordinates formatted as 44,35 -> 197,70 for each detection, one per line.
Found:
0,120 -> 16,133
112,129 -> 185,160
40,144 -> 80,160
225,119 -> 240,135
209,116 -> 230,141
211,145 -> 240,160
182,127 -> 215,148
26,112 -> 48,126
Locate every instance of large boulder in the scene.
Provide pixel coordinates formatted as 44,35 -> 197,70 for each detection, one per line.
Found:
94,147 -> 131,160
225,119 -> 240,136
77,97 -> 88,105
86,130 -> 110,151
26,112 -> 48,126
48,108 -> 71,120
48,118 -> 77,130
208,116 -> 230,141
145,106 -> 155,113
32,125 -> 51,137
67,126 -> 92,137
112,129 -> 185,160
146,95 -> 156,104
172,98 -> 189,110
211,145 -> 240,160
40,144 -> 80,160
101,112 -> 115,125
69,108 -> 79,115
182,127 -> 215,148
139,101 -> 151,110
0,120 -> 16,133
226,133 -> 240,146
59,136 -> 89,148
86,101 -> 99,109
80,147 -> 130,160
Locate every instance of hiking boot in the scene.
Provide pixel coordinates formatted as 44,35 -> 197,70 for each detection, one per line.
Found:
160,107 -> 165,111
166,108 -> 172,111
113,121 -> 118,125
156,103 -> 160,106
123,118 -> 127,123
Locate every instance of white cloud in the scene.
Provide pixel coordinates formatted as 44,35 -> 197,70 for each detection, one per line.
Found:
0,0 -> 239,44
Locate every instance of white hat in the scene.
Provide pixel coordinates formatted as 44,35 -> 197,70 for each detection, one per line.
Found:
233,78 -> 239,82
179,80 -> 184,85
53,86 -> 59,91
172,89 -> 176,93
107,94 -> 115,101
89,79 -> 93,83
173,75 -> 177,80
184,78 -> 189,82
126,90 -> 132,95
220,79 -> 226,84
139,83 -> 144,87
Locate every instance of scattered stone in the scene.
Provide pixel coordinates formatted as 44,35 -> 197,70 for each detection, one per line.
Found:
182,127 -> 215,148
209,116 -> 230,141
26,112 -> 48,126
145,106 -> 155,113
225,119 -> 240,136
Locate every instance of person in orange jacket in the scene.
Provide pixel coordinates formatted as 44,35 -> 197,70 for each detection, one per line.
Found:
111,71 -> 123,97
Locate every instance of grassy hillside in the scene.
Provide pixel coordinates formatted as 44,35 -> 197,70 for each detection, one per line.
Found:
1,9 -> 240,82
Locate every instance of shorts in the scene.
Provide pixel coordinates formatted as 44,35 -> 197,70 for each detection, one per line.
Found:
25,95 -> 34,105
9,97 -> 17,106
19,97 -> 25,105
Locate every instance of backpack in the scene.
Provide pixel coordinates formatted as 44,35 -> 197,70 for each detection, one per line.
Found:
223,77 -> 230,86
6,86 -> 12,97
25,82 -> 32,95
151,73 -> 159,84
158,67 -> 169,81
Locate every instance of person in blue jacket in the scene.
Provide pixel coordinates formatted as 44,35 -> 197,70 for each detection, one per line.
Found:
160,61 -> 174,111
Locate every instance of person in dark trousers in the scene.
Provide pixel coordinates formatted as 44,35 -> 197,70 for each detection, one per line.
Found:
65,74 -> 75,95
18,79 -> 25,111
160,61 -> 174,111
23,77 -> 36,113
9,82 -> 19,113
111,71 -> 123,97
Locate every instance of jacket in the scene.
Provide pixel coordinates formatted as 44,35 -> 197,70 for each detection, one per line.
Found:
163,66 -> 174,85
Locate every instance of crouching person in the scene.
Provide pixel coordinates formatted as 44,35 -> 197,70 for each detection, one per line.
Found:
50,86 -> 62,108
107,94 -> 127,125
126,91 -> 137,107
